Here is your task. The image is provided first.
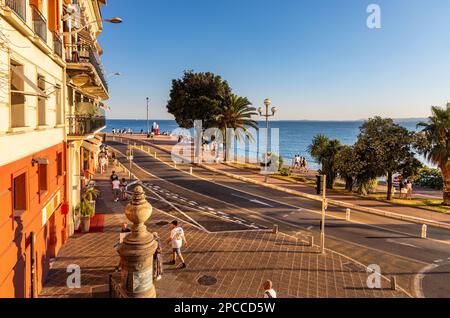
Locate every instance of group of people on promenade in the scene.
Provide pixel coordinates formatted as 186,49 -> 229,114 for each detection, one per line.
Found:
395,178 -> 414,200
98,144 -> 118,174
110,171 -> 128,202
292,155 -> 308,172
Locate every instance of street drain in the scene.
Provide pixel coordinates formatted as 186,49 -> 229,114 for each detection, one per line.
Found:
198,275 -> 217,286
156,221 -> 169,226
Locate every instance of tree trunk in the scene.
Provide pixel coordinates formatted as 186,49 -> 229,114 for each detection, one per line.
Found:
441,165 -> 450,206
387,171 -> 393,201
345,177 -> 353,192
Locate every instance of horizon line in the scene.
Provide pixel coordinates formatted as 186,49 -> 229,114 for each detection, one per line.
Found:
106,117 -> 428,122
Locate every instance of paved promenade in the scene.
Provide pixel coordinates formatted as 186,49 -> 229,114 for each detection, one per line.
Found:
39,164 -> 407,298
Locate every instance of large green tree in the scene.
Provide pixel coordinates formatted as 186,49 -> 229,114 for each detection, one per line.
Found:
167,70 -> 232,129
215,94 -> 258,161
308,135 -> 343,189
355,117 -> 420,200
417,105 -> 450,205
335,145 -> 364,192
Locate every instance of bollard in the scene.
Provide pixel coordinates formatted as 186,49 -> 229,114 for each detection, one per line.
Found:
154,152 -> 157,159
272,225 -> 278,234
320,232 -> 325,254
190,167 -> 193,175
421,224 -> 427,239
346,208 -> 351,221
390,276 -> 397,291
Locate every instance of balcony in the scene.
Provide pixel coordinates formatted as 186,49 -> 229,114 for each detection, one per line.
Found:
65,43 -> 109,100
5,0 -> 26,21
31,4 -> 47,42
53,32 -> 62,58
67,115 -> 106,137
67,102 -> 106,138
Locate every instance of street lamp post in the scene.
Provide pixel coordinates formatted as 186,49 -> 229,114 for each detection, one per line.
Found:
146,97 -> 150,135
258,99 -> 277,183
58,17 -> 123,36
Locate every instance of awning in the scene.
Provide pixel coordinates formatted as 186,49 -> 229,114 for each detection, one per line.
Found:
93,135 -> 104,144
81,140 -> 100,153
10,65 -> 49,98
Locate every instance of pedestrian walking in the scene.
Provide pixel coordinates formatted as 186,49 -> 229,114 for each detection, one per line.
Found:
111,151 -> 117,167
400,181 -> 408,199
406,180 -> 413,200
112,177 -> 121,202
99,154 -> 107,174
110,171 -> 119,182
166,220 -> 188,269
119,178 -> 128,201
263,280 -> 277,298
303,158 -> 309,172
153,232 -> 163,281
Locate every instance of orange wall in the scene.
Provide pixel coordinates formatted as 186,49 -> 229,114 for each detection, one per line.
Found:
0,142 -> 67,298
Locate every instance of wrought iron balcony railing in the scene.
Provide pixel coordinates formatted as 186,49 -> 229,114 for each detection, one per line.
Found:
53,32 -> 62,58
30,4 -> 47,42
65,43 -> 109,92
67,115 -> 106,137
5,0 -> 26,21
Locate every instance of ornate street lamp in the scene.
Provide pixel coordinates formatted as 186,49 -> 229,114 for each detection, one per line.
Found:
258,98 -> 277,182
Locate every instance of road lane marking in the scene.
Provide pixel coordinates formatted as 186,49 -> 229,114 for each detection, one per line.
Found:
386,239 -> 421,249
413,263 -> 439,298
231,194 -> 274,207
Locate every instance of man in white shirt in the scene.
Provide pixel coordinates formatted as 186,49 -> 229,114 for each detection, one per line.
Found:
263,280 -> 277,298
112,178 -> 121,202
166,220 -> 188,269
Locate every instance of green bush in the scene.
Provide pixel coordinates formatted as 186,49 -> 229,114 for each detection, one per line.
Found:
412,168 -> 443,190
279,168 -> 291,177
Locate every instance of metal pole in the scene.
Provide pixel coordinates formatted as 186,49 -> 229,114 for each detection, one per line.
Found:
264,105 -> 269,183
30,232 -> 36,298
146,97 -> 150,135
320,175 -> 326,254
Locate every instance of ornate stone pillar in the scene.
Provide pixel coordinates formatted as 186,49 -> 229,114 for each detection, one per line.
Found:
118,186 -> 157,298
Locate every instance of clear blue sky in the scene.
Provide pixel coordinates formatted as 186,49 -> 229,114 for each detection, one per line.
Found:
99,0 -> 450,120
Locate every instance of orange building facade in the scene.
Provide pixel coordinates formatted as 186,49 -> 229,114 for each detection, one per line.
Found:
0,0 -> 110,297
0,143 -> 68,298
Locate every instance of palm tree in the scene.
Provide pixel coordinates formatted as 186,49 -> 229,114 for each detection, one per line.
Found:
417,104 -> 450,205
216,94 -> 258,161
308,135 -> 342,189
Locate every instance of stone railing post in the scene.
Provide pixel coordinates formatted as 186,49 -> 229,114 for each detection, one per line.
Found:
118,186 -> 157,298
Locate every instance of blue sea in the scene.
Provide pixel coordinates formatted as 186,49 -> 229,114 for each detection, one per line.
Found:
106,119 -> 426,170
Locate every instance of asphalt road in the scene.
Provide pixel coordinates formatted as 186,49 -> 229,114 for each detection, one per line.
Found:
107,140 -> 450,298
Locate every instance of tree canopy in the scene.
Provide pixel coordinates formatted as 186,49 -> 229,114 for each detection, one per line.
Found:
167,70 -> 232,129
417,104 -> 450,205
354,117 -> 420,200
308,135 -> 343,189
